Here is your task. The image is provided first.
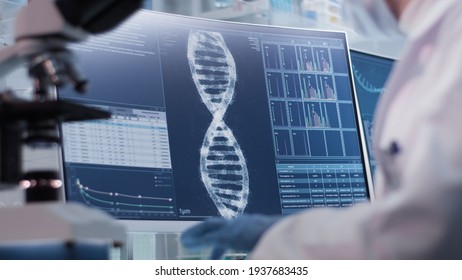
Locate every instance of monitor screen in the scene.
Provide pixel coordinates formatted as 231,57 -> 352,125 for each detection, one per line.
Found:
350,50 -> 395,176
58,10 -> 373,231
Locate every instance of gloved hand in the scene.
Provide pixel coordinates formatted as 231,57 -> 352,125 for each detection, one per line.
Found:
181,214 -> 280,259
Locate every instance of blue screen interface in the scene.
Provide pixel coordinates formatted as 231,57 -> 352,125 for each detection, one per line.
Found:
350,50 -> 394,176
59,11 -> 371,221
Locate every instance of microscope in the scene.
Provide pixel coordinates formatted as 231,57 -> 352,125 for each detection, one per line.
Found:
0,0 -> 142,257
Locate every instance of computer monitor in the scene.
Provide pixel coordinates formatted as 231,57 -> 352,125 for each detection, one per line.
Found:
350,50 -> 395,176
58,10 -> 373,232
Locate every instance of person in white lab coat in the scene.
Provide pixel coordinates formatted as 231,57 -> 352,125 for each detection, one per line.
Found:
181,0 -> 462,259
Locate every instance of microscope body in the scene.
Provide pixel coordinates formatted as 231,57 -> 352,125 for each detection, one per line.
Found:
0,0 -> 142,258
1,0 -> 142,187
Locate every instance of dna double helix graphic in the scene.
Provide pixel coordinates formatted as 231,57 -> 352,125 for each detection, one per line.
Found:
187,31 -> 249,219
352,64 -> 385,94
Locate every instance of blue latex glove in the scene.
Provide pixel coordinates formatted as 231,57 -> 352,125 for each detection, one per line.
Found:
181,214 -> 280,259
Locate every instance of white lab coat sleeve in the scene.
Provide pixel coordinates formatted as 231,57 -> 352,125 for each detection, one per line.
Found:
249,203 -> 376,259
250,6 -> 462,259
